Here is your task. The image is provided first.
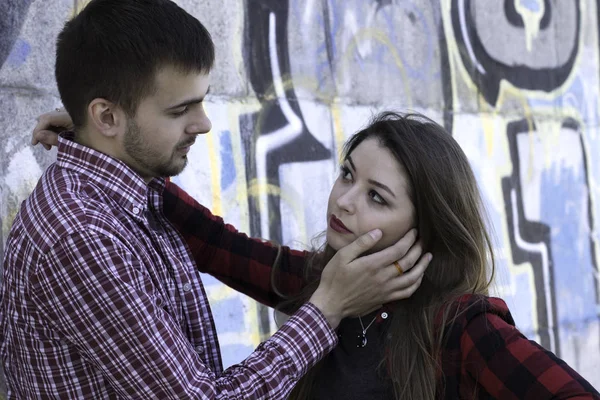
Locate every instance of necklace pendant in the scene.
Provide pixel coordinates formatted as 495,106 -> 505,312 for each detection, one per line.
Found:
357,332 -> 367,348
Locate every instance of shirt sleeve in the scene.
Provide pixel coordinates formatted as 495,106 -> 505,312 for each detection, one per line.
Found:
29,230 -> 337,399
460,311 -> 600,399
162,179 -> 310,308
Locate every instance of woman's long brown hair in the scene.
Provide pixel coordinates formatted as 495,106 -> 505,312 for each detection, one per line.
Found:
275,112 -> 495,399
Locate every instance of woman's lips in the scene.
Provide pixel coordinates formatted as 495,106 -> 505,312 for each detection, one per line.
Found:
329,214 -> 353,234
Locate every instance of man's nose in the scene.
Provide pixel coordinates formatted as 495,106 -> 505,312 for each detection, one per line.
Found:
187,109 -> 212,135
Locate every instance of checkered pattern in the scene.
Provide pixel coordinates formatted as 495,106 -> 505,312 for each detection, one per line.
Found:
0,133 -> 337,399
439,295 -> 600,399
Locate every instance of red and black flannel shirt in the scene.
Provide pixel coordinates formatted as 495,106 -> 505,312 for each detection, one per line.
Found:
163,184 -> 599,399
437,295 -> 599,399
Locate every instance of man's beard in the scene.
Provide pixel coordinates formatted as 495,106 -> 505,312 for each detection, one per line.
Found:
123,119 -> 187,178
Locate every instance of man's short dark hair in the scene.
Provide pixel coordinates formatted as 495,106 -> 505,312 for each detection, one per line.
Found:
55,0 -> 215,128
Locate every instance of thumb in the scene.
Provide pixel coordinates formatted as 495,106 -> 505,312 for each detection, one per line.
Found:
338,229 -> 382,264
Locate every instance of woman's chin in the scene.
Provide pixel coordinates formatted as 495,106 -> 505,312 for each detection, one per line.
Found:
325,230 -> 345,252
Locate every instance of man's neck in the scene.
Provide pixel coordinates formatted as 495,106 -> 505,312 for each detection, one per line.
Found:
73,128 -> 154,184
73,128 -> 118,159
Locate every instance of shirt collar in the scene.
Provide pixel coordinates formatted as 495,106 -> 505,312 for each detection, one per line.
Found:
56,132 -> 166,216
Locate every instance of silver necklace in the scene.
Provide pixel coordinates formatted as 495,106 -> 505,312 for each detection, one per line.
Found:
357,315 -> 378,348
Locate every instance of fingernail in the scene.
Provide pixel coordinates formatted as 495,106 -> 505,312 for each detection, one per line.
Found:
428,253 -> 433,262
369,229 -> 382,240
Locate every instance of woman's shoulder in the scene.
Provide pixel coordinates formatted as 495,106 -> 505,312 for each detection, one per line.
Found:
438,294 -> 516,341
450,294 -> 513,322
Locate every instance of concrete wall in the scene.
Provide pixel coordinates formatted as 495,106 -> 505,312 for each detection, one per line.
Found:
1,0 -> 599,390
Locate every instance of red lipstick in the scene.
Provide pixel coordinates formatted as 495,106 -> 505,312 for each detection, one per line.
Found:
329,214 -> 353,234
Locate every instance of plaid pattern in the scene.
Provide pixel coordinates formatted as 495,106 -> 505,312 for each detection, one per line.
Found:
0,133 -> 337,399
438,295 -> 600,399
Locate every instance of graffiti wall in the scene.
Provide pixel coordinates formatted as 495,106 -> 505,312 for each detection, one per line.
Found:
1,0 -> 599,391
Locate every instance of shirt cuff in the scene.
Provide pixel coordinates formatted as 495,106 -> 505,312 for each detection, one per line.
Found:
268,302 -> 338,379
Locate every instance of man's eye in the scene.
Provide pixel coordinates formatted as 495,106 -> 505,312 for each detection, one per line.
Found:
172,107 -> 190,116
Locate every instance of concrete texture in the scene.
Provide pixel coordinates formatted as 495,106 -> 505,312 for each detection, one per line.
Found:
1,0 -> 599,393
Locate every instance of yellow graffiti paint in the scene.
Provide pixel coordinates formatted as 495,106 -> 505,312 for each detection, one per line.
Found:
331,100 -> 346,162
205,127 -> 222,217
72,0 -> 92,17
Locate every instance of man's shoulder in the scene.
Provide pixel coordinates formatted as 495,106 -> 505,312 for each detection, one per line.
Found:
11,166 -> 128,254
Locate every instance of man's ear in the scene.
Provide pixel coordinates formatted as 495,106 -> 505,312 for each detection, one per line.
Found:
87,98 -> 127,138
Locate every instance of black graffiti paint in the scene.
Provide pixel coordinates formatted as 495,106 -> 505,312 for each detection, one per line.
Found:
242,0 -> 331,338
501,118 -> 559,354
242,0 -> 331,242
450,0 -> 580,106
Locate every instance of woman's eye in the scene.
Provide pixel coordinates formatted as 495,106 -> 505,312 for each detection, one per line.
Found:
340,166 -> 352,181
370,190 -> 386,205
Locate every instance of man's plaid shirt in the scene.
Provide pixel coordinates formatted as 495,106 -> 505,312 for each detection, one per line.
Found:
0,133 -> 337,399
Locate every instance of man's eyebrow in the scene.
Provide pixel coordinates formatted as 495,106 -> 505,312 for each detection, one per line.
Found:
165,86 -> 211,110
368,179 -> 396,198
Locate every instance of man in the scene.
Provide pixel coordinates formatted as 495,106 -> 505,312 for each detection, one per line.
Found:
1,0 -> 429,398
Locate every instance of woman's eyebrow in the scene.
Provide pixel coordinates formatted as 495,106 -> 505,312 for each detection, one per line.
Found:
347,155 -> 396,198
368,179 -> 396,198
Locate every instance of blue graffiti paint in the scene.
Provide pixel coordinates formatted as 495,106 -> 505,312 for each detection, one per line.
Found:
471,159 -> 538,336
311,0 -> 438,81
527,76 -> 585,114
6,39 -> 30,66
540,164 -> 597,330
200,274 -> 256,369
219,130 -> 236,190
519,0 -> 542,13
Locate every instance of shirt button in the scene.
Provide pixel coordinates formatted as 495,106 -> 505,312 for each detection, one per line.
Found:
182,283 -> 192,292
132,206 -> 140,215
195,345 -> 204,354
381,312 -> 389,319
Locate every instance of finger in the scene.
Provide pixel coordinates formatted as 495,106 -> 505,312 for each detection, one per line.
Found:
386,275 -> 424,302
394,239 -> 423,273
356,228 -> 418,269
386,253 -> 431,289
337,229 -> 382,264
32,117 -> 52,144
33,130 -> 60,147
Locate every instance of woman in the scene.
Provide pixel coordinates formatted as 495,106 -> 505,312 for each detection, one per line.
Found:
31,110 -> 599,399
270,111 -> 599,399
